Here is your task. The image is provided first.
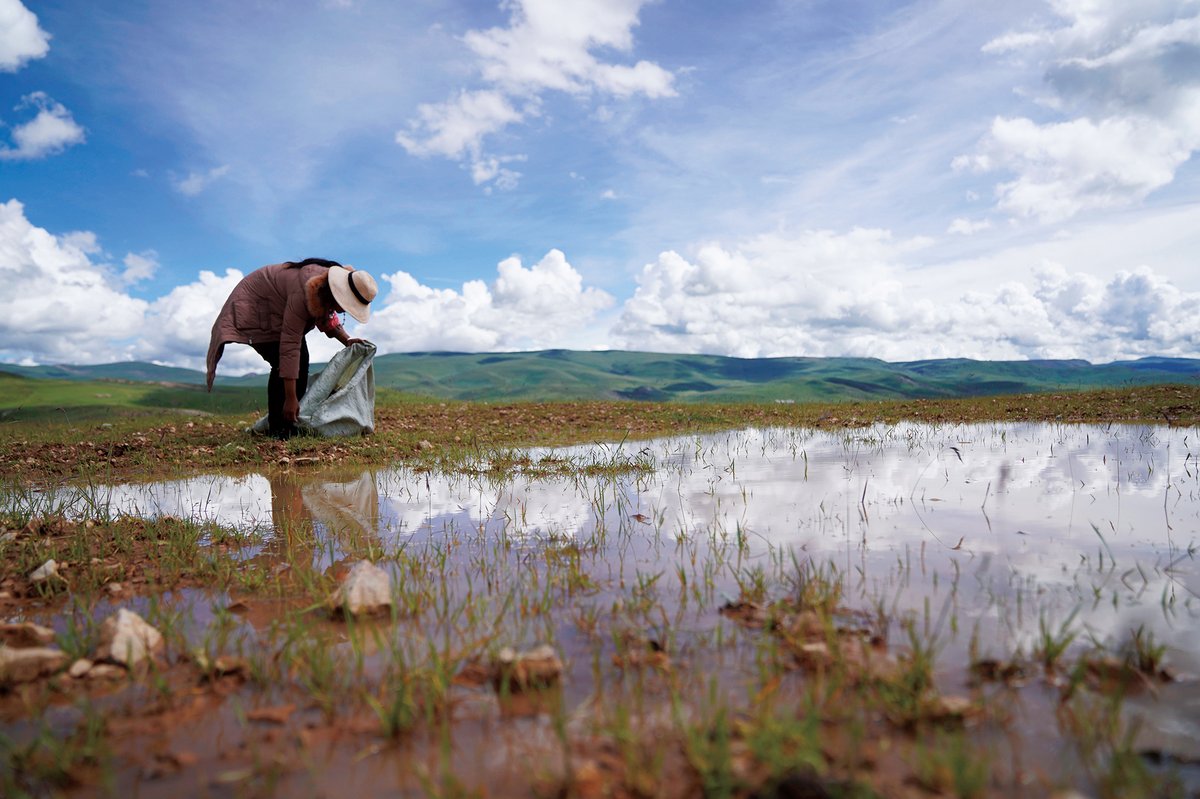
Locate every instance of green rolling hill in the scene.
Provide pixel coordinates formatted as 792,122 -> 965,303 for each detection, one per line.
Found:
362,351 -> 1198,402
1,351 -> 1197,419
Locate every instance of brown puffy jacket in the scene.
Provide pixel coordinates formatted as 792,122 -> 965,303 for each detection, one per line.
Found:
206,262 -> 342,390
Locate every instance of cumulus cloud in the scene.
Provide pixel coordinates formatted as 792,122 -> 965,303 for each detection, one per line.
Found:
964,112 -> 1194,223
0,0 -> 49,72
172,164 -> 231,196
611,229 -> 1200,361
368,248 -> 614,352
0,200 -> 304,373
0,199 -> 147,364
958,0 -> 1200,223
397,0 -> 674,188
0,199 -> 617,372
0,93 -> 86,160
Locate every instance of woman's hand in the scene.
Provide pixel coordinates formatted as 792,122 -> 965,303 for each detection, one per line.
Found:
283,377 -> 300,423
282,393 -> 298,422
283,395 -> 301,423
343,337 -> 369,346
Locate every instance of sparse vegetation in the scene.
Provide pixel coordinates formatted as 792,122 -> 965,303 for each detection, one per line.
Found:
0,386 -> 1195,797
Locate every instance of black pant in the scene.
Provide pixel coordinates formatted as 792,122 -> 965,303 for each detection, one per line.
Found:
251,340 -> 309,439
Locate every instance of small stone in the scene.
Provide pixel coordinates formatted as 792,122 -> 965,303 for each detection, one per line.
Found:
95,608 -> 163,666
926,694 -> 979,722
0,645 -> 68,685
493,643 -> 564,692
329,560 -> 392,617
29,559 -> 61,583
796,641 -> 831,663
106,582 -> 123,596
0,622 -> 56,648
87,663 -> 126,680
418,440 -> 434,450
69,658 -> 94,678
191,649 -> 248,679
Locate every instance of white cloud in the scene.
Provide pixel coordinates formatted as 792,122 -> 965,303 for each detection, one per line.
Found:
958,1 -> 1200,223
468,151 -> 526,190
397,0 -> 674,188
0,201 -> 338,373
396,89 -> 522,160
462,0 -> 674,97
611,227 -> 1200,362
972,112 -> 1194,223
947,217 -> 992,235
0,199 -> 147,364
4,194 -> 1198,371
368,249 -> 614,353
0,93 -> 86,160
121,251 -> 159,285
0,0 -> 49,72
172,164 -> 231,196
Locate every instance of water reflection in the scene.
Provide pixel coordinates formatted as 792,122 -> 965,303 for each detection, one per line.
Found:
9,422 -> 1200,751
254,470 -> 379,563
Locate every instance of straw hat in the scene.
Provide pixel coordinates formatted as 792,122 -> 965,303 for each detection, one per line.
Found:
328,266 -> 378,323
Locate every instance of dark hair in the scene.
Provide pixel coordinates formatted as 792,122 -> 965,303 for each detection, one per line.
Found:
284,257 -> 342,269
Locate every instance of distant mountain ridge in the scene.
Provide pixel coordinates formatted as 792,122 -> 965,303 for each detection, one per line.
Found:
2,351 -> 1197,403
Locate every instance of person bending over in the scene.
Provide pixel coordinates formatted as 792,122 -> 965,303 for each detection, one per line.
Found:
206,257 -> 379,439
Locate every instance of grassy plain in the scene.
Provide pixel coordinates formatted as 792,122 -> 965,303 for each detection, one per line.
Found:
0,384 -> 1197,798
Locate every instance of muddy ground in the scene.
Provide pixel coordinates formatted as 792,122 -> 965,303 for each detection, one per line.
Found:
2,386 -> 1199,798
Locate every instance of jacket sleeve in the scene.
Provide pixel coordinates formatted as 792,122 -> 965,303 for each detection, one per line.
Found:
277,288 -> 310,380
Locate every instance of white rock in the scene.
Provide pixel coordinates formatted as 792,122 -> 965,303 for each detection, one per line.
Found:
29,559 -> 60,583
69,658 -> 94,678
95,608 -> 163,666
0,645 -> 68,685
330,560 -> 392,617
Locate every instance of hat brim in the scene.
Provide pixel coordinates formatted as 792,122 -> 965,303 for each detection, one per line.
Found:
328,266 -> 371,323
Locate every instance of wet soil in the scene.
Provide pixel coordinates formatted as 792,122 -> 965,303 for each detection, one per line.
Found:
3,389 -> 1200,798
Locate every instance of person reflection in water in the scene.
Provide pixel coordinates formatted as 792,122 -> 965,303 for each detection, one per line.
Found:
263,470 -> 381,573
205,258 -> 378,439
234,471 -> 382,629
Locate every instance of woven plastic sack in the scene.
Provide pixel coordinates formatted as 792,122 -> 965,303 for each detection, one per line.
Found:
252,341 -> 376,437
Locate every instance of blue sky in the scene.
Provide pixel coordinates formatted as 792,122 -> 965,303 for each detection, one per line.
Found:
2,0 -> 1199,375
